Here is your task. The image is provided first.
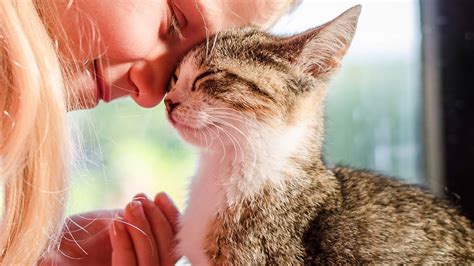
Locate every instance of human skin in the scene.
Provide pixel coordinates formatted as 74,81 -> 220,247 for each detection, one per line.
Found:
51,0 -> 258,109
39,0 -> 274,265
41,192 -> 179,265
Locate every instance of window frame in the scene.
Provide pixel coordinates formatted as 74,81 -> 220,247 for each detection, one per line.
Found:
420,0 -> 474,219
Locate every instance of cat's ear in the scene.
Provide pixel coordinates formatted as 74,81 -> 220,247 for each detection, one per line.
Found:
279,5 -> 361,79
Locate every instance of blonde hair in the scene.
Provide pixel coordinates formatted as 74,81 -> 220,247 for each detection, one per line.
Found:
248,0 -> 301,29
0,0 -> 69,264
203,0 -> 300,30
0,0 -> 297,264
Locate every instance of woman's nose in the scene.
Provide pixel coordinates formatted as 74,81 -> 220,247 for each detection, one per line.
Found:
129,60 -> 166,108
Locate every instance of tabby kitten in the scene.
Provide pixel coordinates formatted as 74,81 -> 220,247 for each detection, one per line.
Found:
164,6 -> 474,264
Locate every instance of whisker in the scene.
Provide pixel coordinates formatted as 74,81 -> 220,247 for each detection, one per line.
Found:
212,125 -> 227,163
207,107 -> 242,112
199,126 -> 207,148
212,117 -> 258,173
212,112 -> 279,135
206,111 -> 250,119
201,118 -> 215,149
210,121 -> 241,164
206,109 -> 256,124
209,113 -> 256,127
210,113 -> 256,129
209,120 -> 244,165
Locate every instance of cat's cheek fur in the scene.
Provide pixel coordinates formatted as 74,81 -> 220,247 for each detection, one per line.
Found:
166,61 -> 213,147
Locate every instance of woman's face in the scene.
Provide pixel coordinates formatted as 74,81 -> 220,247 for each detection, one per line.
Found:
52,0 -> 256,109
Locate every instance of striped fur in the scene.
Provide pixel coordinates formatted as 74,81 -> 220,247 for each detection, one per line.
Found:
164,6 -> 474,264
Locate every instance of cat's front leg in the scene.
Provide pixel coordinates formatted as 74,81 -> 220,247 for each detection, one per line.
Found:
176,222 -> 212,265
204,221 -> 271,265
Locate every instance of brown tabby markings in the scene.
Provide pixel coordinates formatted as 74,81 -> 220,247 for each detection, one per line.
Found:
204,166 -> 474,264
168,5 -> 474,264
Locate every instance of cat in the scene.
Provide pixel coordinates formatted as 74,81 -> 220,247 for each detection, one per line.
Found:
164,5 -> 474,264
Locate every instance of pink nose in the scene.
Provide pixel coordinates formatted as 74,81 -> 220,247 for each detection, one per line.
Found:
165,99 -> 180,113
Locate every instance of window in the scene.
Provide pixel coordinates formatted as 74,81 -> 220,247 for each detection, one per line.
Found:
421,0 -> 474,219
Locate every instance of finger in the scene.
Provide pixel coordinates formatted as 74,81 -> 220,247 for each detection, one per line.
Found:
124,200 -> 160,266
154,192 -> 180,234
135,194 -> 178,265
109,216 -> 137,266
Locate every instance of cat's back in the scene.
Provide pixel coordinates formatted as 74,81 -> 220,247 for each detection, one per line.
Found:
306,166 -> 474,264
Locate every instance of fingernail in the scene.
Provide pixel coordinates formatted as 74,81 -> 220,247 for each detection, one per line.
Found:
133,193 -> 149,201
129,200 -> 143,216
113,216 -> 124,236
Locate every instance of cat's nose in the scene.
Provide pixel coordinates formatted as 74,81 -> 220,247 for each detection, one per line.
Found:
165,99 -> 180,113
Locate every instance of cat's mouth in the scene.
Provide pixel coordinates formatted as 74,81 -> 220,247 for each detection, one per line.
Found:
166,111 -> 224,148
167,112 -> 202,134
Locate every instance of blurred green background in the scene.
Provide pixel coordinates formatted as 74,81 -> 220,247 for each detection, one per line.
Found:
67,0 -> 422,215
67,104 -> 196,213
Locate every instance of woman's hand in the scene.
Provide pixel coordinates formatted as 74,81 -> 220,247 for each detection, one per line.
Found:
40,192 -> 180,266
110,193 -> 180,266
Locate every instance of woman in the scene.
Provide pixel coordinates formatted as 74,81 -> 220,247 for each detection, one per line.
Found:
0,0 -> 296,264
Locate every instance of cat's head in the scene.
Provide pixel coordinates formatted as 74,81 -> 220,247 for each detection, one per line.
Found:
164,6 -> 361,153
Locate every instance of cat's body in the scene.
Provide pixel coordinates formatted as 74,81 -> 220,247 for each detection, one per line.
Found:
165,6 -> 474,264
178,134 -> 474,264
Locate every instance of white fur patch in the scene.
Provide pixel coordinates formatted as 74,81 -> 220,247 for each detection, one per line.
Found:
176,117 -> 312,264
177,154 -> 227,265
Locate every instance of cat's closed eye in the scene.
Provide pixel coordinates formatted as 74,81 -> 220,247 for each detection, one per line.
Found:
191,69 -> 223,92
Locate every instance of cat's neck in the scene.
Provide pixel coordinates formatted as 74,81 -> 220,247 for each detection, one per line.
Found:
195,118 -> 324,205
